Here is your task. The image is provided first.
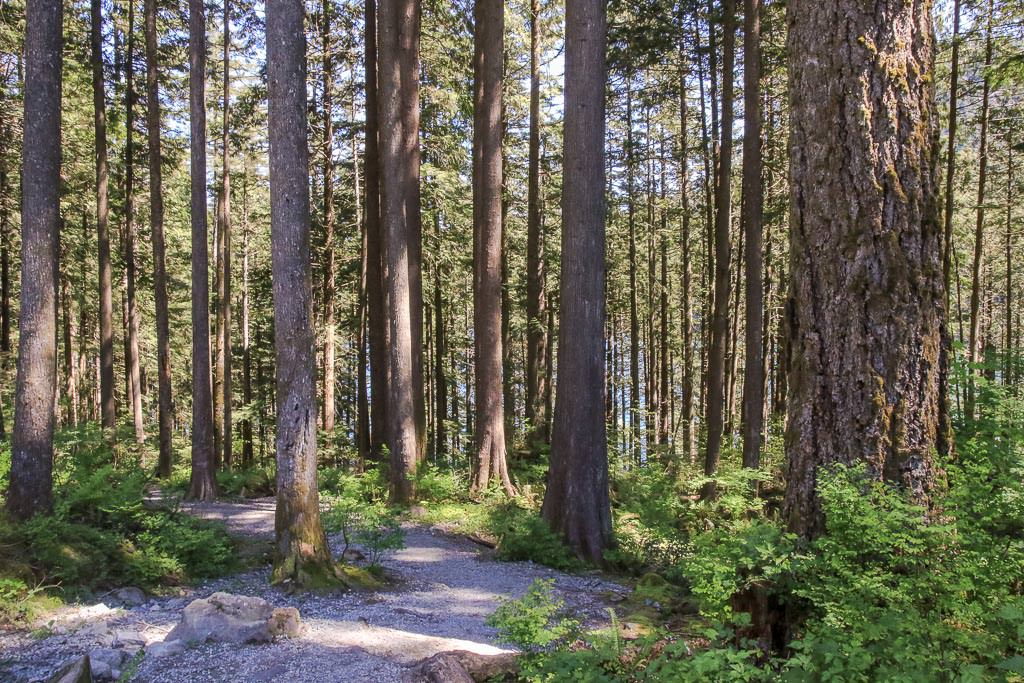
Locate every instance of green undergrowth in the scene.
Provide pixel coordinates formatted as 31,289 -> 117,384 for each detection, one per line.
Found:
0,424 -> 237,625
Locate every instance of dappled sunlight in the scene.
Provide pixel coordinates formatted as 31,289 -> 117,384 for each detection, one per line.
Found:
300,618 -> 513,665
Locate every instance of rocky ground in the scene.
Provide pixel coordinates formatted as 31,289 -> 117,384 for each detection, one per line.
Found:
0,498 -> 627,682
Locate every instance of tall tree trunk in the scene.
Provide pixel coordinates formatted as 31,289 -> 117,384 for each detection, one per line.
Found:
432,219 -> 447,460
241,170 -> 254,467
9,0 -> 61,520
322,0 -> 337,437
966,0 -> 993,421
783,0 -> 943,538
540,0 -> 611,564
741,0 -> 764,470
626,77 -> 640,461
702,0 -> 735,498
1004,136 -> 1013,386
400,0 -> 426,463
217,0 -> 233,469
471,0 -> 514,496
145,0 -> 174,476
124,0 -> 145,445
187,0 -> 217,500
354,95 -> 371,465
525,0 -> 547,453
266,0 -> 336,585
364,0 -> 388,458
92,0 -> 117,432
678,60 -> 696,465
0,161 -> 8,356
379,0 -> 420,502
941,0 -> 960,302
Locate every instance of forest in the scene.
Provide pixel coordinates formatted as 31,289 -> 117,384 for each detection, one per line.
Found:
0,0 -> 1023,679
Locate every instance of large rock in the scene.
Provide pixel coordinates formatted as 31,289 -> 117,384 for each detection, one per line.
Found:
165,592 -> 296,645
403,651 -> 518,683
46,656 -> 92,683
111,587 -> 146,607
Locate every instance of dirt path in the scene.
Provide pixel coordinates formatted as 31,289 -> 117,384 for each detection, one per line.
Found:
0,498 -> 626,682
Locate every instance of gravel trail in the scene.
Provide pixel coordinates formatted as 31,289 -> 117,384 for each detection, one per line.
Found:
0,498 -> 626,682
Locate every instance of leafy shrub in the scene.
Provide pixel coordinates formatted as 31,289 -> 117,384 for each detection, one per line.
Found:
487,579 -> 579,650
323,498 -> 405,567
489,503 -> 584,572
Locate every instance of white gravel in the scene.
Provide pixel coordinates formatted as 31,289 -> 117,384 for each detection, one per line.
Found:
0,498 -> 626,682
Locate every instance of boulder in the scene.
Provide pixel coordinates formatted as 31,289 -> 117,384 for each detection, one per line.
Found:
111,587 -> 147,607
46,656 -> 92,683
165,592 -> 300,645
268,607 -> 302,639
403,651 -> 518,683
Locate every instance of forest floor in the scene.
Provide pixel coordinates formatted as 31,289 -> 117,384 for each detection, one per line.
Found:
0,497 -> 626,682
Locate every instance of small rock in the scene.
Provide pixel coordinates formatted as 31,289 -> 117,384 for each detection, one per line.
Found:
619,622 -> 646,641
113,630 -> 147,649
268,607 -> 302,639
342,548 -> 366,562
146,640 -> 186,658
46,656 -> 91,683
166,592 -> 276,644
89,660 -> 112,681
112,587 -> 147,607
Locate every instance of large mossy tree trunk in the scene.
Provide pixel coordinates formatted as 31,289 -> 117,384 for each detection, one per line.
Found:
540,0 -> 612,565
267,0 -> 336,585
783,0 -> 945,538
187,0 -> 217,501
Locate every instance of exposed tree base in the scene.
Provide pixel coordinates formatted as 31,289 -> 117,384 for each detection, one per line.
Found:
271,552 -> 350,592
185,473 -> 217,502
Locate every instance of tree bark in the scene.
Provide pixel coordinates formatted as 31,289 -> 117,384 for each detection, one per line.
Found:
966,0 -> 992,420
187,0 -> 217,500
471,0 -> 514,496
626,77 -> 640,462
241,170 -> 254,467
267,0 -> 336,584
378,0 -> 421,502
321,0 -> 337,437
540,0 -> 611,565
217,0 -> 233,469
741,0 -> 764,471
124,0 -> 145,445
364,0 -> 389,459
525,0 -> 547,453
92,0 -> 117,432
678,60 -> 696,465
144,0 -> 174,476
702,0 -> 735,498
0,161 -> 8,357
783,0 -> 943,538
8,0 -> 61,520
